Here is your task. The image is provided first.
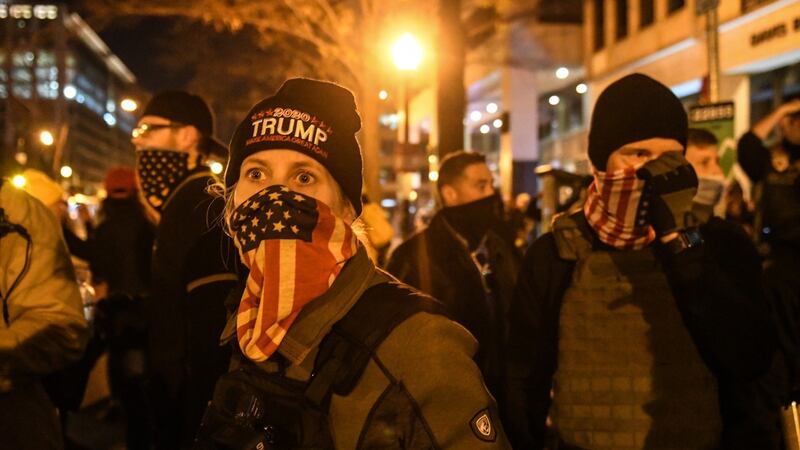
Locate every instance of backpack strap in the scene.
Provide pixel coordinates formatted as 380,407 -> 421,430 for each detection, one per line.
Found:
303,281 -> 445,408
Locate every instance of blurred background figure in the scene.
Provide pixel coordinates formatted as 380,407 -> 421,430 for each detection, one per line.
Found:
90,166 -> 154,299
685,128 -> 726,224
359,194 -> 395,266
1,178 -> 89,450
386,150 -> 520,419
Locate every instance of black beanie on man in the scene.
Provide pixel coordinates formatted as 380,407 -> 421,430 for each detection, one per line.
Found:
226,78 -> 363,215
142,90 -> 227,157
588,73 -> 688,171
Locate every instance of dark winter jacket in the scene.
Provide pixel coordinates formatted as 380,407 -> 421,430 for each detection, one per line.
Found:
146,169 -> 239,447
506,212 -> 777,449
91,196 -> 154,296
386,210 -> 520,406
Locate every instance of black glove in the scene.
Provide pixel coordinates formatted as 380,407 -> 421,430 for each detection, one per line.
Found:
636,152 -> 698,237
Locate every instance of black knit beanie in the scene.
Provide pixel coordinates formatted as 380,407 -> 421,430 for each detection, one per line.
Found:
226,78 -> 363,215
142,91 -> 227,157
588,73 -> 688,171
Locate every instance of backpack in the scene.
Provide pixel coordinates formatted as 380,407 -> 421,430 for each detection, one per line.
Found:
194,281 -> 444,450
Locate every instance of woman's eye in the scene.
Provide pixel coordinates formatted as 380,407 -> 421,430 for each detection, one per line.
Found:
296,172 -> 314,185
246,168 -> 264,180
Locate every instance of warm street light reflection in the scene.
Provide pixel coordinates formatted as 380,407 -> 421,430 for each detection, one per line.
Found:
556,67 -> 570,79
576,83 -> 588,94
11,174 -> 26,188
121,98 -> 139,112
60,165 -> 73,178
39,130 -> 55,146
379,90 -> 389,100
392,33 -> 422,71
209,162 -> 223,175
548,95 -> 561,106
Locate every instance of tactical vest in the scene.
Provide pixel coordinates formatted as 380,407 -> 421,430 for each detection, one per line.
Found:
194,281 -> 444,450
549,213 -> 720,450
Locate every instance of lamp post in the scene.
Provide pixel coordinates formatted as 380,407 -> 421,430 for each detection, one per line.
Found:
392,33 -> 422,145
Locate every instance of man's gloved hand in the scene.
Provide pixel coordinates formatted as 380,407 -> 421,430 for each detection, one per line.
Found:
636,152 -> 699,237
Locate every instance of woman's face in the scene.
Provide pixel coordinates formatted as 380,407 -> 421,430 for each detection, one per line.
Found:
232,149 -> 354,223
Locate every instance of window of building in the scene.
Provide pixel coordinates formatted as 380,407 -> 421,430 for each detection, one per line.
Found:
594,0 -> 605,51
616,0 -> 628,39
668,0 -> 685,13
640,0 -> 654,28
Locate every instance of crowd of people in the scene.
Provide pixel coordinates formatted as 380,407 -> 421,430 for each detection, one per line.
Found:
1,72 -> 799,450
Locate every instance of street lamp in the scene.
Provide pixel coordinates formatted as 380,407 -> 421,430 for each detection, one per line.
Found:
39,130 -> 55,146
120,98 -> 138,112
60,165 -> 73,178
392,33 -> 422,145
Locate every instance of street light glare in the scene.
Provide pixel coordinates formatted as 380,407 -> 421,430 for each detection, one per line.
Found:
392,33 -> 423,71
209,162 -> 224,175
556,67 -> 570,79
121,98 -> 138,112
480,124 -> 491,134
60,165 -> 73,178
486,102 -> 498,114
63,85 -> 77,99
40,130 -> 55,146
11,175 -> 26,188
379,90 -> 389,100
548,95 -> 561,106
470,110 -> 482,121
493,119 -> 503,129
576,83 -> 588,94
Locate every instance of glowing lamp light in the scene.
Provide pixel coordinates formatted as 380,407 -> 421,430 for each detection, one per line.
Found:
209,162 -> 224,175
39,130 -> 55,146
60,165 -> 73,178
556,67 -> 570,79
548,95 -> 561,106
428,170 -> 439,181
392,33 -> 423,71
120,98 -> 138,112
11,174 -> 26,188
378,90 -> 389,100
427,154 -> 438,164
493,119 -> 504,129
479,124 -> 491,134
469,110 -> 482,122
576,83 -> 588,94
486,102 -> 498,114
63,85 -> 76,99
409,190 -> 419,201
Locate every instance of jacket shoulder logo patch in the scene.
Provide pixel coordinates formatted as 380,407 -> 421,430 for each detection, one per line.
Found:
470,409 -> 497,442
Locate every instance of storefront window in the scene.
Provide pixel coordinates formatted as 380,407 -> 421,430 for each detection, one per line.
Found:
668,0 -> 685,14
594,0 -> 605,51
616,0 -> 628,39
640,0 -> 654,28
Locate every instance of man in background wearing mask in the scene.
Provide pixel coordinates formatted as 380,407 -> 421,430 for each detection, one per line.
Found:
505,74 -> 776,449
132,91 -> 238,448
686,128 -> 726,223
386,150 -> 520,416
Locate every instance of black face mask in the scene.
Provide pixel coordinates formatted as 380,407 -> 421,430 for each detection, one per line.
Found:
136,149 -> 201,212
441,193 -> 503,248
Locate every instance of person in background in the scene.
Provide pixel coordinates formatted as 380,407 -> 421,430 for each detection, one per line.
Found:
386,150 -> 520,416
737,97 -> 800,247
91,166 -> 154,298
0,178 -> 88,449
685,128 -> 726,223
506,73 -> 776,449
132,91 -> 238,448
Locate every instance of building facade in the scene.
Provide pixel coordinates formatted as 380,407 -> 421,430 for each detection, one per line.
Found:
1,2 -> 144,190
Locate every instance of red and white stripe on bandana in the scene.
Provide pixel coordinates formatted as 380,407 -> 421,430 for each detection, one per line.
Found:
231,185 -> 358,362
583,167 -> 656,250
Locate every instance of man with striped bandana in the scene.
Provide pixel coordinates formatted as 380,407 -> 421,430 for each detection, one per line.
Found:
505,74 -> 776,449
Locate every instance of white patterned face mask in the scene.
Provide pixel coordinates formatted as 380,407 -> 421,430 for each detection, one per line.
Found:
583,167 -> 656,250
135,149 -> 197,212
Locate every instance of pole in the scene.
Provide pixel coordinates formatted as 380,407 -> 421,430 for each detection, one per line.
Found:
706,6 -> 720,103
403,75 -> 410,145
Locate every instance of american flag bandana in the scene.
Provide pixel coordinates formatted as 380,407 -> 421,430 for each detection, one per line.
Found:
583,167 -> 656,250
230,185 -> 358,362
